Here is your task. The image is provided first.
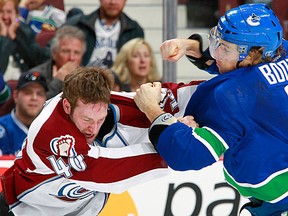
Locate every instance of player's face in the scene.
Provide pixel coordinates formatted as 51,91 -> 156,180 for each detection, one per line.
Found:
209,26 -> 240,73
0,0 -> 17,26
65,99 -> 108,144
128,44 -> 151,79
14,83 -> 47,118
99,0 -> 126,20
53,37 -> 84,68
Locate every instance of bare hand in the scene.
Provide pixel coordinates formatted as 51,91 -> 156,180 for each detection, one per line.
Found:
7,15 -> 19,40
0,14 -> 8,36
160,39 -> 189,62
19,0 -> 41,10
134,82 -> 164,122
53,62 -> 78,81
177,116 -> 199,128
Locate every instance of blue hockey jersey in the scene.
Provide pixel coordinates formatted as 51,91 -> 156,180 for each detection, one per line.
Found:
154,40 -> 288,213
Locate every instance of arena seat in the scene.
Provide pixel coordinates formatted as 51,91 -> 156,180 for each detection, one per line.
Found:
35,30 -> 56,48
44,0 -> 64,11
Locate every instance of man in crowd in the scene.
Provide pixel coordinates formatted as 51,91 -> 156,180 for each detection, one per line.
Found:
29,25 -> 86,99
0,71 -> 47,156
64,0 -> 144,68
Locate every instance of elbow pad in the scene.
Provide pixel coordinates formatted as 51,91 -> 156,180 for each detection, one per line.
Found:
149,113 -> 178,148
186,33 -> 214,70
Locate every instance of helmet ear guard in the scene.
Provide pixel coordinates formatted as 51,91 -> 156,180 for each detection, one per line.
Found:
217,3 -> 283,60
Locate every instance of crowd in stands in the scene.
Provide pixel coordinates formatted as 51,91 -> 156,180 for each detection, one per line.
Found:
0,0 -> 162,156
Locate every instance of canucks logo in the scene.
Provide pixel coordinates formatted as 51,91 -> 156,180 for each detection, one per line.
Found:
247,13 -> 261,26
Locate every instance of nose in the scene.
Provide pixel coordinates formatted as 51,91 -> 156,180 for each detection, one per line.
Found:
213,46 -> 224,61
2,12 -> 9,20
87,123 -> 100,135
31,92 -> 39,100
68,52 -> 77,61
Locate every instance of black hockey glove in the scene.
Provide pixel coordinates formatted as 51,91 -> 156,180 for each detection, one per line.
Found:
186,33 -> 214,70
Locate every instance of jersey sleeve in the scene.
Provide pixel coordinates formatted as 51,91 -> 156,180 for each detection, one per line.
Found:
148,113 -> 227,171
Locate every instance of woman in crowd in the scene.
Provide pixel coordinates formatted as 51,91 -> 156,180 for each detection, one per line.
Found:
111,38 -> 161,92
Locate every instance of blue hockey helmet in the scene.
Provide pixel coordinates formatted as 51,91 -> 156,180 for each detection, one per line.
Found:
216,3 -> 283,60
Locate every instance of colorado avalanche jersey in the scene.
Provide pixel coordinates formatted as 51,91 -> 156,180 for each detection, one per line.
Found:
155,44 -> 288,211
1,81 -> 201,216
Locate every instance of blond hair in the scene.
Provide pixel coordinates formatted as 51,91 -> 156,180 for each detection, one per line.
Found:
111,38 -> 161,84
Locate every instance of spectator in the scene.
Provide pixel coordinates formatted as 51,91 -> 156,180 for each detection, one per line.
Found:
134,3 -> 288,215
0,66 -> 167,216
64,0 -> 144,68
18,0 -> 66,35
111,38 -> 161,92
0,0 -> 50,80
0,71 -> 47,156
29,25 -> 86,99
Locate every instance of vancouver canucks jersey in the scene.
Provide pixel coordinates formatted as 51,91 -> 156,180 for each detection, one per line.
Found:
155,41 -> 288,210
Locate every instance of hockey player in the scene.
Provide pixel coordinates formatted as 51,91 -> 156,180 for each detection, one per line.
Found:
0,65 -> 202,216
0,67 -> 168,216
134,3 -> 288,215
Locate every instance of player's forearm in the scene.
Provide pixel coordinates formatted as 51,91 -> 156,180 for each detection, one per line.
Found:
184,39 -> 202,58
143,106 -> 165,123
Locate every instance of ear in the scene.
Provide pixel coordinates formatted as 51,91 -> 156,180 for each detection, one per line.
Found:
62,98 -> 71,114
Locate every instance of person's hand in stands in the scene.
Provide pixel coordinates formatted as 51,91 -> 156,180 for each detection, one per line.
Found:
52,62 -> 78,81
0,12 -> 19,39
19,0 -> 45,11
7,14 -> 19,40
0,12 -> 8,36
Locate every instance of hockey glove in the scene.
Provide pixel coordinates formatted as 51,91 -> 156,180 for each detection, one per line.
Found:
186,33 -> 214,70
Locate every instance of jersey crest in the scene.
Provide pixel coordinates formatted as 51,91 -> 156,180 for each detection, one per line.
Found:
50,182 -> 95,202
50,135 -> 76,157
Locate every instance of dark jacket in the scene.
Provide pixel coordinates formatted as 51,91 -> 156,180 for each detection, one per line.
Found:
0,22 -> 50,75
64,8 -> 144,66
28,59 -> 62,99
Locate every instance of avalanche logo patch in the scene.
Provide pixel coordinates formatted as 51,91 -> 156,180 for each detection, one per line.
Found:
247,13 -> 260,26
50,182 -> 95,202
50,135 -> 76,157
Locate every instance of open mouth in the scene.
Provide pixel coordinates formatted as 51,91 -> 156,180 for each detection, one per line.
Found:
85,134 -> 94,138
